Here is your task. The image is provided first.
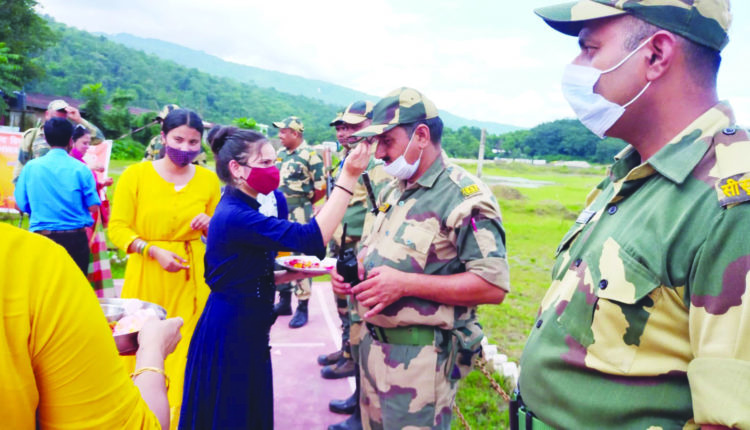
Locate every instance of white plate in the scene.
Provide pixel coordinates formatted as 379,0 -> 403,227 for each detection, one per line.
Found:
276,255 -> 337,275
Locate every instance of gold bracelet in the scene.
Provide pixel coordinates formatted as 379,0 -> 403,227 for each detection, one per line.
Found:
142,243 -> 153,257
131,366 -> 170,389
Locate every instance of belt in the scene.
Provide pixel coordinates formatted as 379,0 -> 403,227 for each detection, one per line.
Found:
36,227 -> 86,235
510,388 -> 556,430
366,323 -> 434,346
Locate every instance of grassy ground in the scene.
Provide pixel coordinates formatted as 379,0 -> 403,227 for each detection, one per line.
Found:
3,158 -> 605,429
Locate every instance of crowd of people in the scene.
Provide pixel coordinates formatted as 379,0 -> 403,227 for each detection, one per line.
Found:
2,0 -> 749,429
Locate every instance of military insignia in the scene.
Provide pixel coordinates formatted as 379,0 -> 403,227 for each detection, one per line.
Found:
575,209 -> 596,225
717,174 -> 750,207
378,203 -> 391,213
276,157 -> 282,163
461,184 -> 480,197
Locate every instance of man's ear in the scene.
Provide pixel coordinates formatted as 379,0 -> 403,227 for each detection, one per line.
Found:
645,30 -> 677,81
415,123 -> 431,149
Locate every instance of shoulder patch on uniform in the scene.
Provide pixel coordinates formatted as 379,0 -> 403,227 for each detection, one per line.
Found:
378,203 -> 391,213
461,184 -> 481,197
717,173 -> 750,207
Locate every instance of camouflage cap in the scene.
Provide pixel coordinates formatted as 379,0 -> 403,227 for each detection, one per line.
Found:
47,99 -> 69,112
353,88 -> 438,138
156,104 -> 180,121
534,0 -> 732,52
272,116 -> 304,133
329,100 -> 374,126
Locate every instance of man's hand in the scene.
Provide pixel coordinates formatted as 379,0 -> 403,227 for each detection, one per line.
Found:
330,266 -> 353,296
190,213 -> 211,233
65,106 -> 83,123
150,246 -> 190,272
352,265 -> 407,318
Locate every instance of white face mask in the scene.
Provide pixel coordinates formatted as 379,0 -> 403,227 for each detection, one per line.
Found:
561,36 -> 654,138
383,130 -> 422,180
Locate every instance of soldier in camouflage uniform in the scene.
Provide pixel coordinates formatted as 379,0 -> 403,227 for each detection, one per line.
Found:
332,87 -> 509,430
13,99 -> 104,183
143,104 -> 208,167
515,1 -> 750,429
273,116 -> 326,328
324,101 -> 392,430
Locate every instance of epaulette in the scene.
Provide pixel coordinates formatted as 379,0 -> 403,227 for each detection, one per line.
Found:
446,164 -> 484,199
714,126 -> 750,207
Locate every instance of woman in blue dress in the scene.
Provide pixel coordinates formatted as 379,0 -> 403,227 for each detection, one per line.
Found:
180,126 -> 370,429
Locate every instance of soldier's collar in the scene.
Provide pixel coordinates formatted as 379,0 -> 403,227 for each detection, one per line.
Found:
646,102 -> 732,185
406,152 -> 446,189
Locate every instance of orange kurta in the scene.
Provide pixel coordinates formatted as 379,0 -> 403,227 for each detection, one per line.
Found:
108,161 -> 220,427
0,223 -> 161,429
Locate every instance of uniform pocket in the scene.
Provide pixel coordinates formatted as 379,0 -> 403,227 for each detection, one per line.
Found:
393,224 -> 435,268
566,249 -> 663,373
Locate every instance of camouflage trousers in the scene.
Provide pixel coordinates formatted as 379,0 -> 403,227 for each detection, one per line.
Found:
276,199 -> 313,300
359,331 -> 457,430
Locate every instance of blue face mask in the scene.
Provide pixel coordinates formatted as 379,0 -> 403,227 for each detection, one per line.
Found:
561,36 -> 654,138
383,131 -> 422,180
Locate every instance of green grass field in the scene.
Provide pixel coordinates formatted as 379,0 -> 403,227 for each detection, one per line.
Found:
3,158 -> 605,429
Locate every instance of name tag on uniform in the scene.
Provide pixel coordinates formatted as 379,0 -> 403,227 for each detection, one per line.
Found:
575,209 -> 596,225
378,203 -> 391,213
461,184 -> 480,197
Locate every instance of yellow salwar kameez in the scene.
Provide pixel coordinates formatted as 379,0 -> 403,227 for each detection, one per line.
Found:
109,161 -> 220,428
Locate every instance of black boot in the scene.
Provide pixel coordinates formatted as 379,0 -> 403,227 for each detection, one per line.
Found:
318,349 -> 344,366
321,355 -> 356,379
327,399 -> 362,430
289,299 -> 309,328
329,391 -> 357,415
274,291 -> 292,316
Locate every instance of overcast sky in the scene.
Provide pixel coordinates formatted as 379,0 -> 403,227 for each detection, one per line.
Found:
35,0 -> 750,128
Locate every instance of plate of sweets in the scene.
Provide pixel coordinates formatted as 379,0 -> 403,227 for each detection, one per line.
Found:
276,255 -> 337,275
99,298 -> 167,355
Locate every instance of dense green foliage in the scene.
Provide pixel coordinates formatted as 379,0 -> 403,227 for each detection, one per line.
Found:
0,0 -> 57,114
27,21 -> 340,144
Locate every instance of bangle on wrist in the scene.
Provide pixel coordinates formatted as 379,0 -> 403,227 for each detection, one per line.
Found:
335,184 -> 354,196
131,366 -> 169,389
142,243 -> 152,257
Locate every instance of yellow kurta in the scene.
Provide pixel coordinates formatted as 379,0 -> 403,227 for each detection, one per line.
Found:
0,223 -> 161,429
108,161 -> 220,428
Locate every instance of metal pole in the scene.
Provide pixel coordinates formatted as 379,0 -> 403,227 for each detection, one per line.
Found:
476,128 -> 486,178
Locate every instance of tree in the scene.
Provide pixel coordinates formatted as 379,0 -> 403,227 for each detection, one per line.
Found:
0,0 -> 57,84
79,82 -> 106,127
0,42 -> 22,115
103,88 -> 136,137
232,117 -> 259,131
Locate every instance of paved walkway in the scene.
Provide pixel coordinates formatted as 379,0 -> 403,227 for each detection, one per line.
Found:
272,282 -> 354,429
113,279 -> 353,429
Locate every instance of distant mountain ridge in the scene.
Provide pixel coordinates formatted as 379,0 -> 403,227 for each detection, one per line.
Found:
105,33 -> 521,134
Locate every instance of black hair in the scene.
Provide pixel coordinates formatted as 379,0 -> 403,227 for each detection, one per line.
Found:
162,108 -> 204,136
208,125 -> 268,184
623,15 -> 720,89
71,124 -> 90,143
43,117 -> 74,147
402,116 -> 444,144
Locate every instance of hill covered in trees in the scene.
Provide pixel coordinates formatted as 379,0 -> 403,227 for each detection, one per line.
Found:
21,18 -> 625,163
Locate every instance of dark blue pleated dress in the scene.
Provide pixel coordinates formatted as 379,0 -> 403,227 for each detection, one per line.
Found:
180,186 -> 324,429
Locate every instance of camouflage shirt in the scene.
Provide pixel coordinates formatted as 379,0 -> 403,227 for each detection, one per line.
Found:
13,118 -> 103,182
276,140 -> 325,203
519,103 -> 750,429
143,134 -> 208,167
331,145 -> 393,245
360,153 -> 509,330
